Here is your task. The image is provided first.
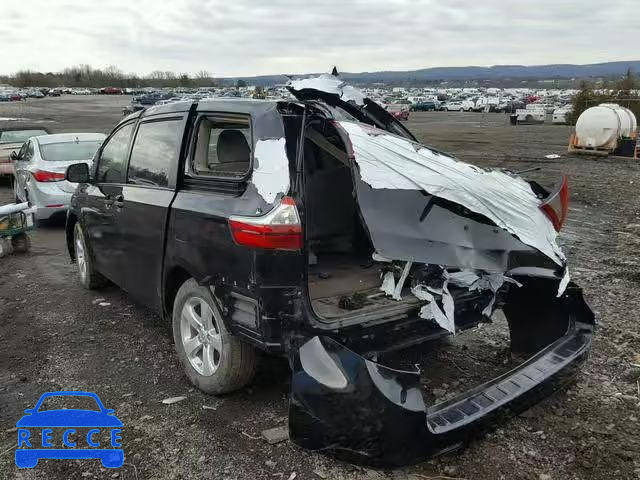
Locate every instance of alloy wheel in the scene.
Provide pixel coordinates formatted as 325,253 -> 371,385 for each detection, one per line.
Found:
180,296 -> 223,376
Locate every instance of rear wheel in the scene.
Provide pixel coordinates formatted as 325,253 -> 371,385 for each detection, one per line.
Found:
172,279 -> 257,394
73,223 -> 106,289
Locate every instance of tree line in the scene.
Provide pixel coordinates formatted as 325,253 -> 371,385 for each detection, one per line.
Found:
0,65 -> 225,88
569,69 -> 640,124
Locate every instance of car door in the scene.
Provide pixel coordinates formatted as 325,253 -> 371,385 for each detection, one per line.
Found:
115,113 -> 187,310
82,122 -> 135,287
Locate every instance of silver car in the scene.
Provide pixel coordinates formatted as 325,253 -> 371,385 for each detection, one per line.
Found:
13,133 -> 105,220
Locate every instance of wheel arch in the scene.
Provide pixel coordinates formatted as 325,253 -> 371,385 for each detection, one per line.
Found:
163,265 -> 194,320
66,211 -> 78,260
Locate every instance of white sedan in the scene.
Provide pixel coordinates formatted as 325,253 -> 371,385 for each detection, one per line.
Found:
13,133 -> 105,221
444,102 -> 463,111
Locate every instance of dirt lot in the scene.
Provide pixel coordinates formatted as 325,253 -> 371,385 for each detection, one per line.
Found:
1,96 -> 639,480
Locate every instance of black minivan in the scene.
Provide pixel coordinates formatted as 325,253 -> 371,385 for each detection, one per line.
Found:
65,75 -> 594,465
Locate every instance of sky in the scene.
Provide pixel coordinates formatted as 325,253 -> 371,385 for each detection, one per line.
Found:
1,0 -> 637,77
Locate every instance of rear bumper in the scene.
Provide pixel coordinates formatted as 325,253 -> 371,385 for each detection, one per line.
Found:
26,183 -> 72,220
288,283 -> 594,466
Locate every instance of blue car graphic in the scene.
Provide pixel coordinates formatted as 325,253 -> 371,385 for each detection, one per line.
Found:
15,391 -> 124,468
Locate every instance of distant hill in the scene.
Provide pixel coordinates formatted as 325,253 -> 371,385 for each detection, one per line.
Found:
223,61 -> 640,87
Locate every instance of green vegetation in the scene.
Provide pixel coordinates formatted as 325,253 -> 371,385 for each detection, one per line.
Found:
569,69 -> 640,124
0,65 -> 220,88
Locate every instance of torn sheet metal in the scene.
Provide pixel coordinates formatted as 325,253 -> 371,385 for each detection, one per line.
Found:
380,271 -> 396,297
387,268 -> 522,334
411,284 -> 454,334
393,261 -> 413,300
340,121 -> 565,268
288,74 -> 365,105
557,266 -> 570,297
251,138 -> 289,204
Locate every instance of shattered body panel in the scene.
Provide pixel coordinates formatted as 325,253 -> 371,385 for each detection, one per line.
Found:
289,282 -> 595,466
285,74 -> 594,465
339,120 -> 565,269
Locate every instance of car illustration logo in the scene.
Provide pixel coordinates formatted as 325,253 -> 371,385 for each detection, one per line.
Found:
15,391 -> 124,468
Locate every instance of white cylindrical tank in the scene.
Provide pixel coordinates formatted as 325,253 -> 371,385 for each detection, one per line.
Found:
575,104 -> 637,148
599,103 -> 637,137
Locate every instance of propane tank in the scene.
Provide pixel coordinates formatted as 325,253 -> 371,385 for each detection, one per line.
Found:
575,104 -> 637,149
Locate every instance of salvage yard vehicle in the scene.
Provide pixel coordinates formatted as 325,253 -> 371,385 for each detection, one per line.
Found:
13,133 -> 105,221
0,123 -> 51,178
444,101 -> 463,111
410,101 -> 438,112
386,104 -> 410,121
64,74 -> 594,466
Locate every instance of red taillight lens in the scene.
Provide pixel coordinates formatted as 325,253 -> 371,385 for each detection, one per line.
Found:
32,170 -> 65,182
229,196 -> 302,250
540,176 -> 569,232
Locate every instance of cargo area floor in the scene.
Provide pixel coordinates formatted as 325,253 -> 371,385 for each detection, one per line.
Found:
308,255 -> 419,320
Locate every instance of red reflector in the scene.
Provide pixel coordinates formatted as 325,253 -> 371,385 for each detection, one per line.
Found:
540,176 -> 569,232
33,170 -> 65,182
45,204 -> 64,208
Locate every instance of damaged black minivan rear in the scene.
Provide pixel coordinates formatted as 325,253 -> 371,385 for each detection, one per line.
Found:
66,74 -> 594,466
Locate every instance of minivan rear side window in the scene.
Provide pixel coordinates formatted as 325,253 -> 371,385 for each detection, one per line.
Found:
127,119 -> 181,187
192,117 -> 251,179
96,123 -> 134,184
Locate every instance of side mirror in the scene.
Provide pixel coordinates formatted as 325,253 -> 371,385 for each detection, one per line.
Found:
9,151 -> 18,161
23,409 -> 34,414
66,163 -> 90,183
105,409 -> 115,415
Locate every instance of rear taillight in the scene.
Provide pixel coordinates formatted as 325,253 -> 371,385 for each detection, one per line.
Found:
229,196 -> 302,250
540,176 -> 569,232
32,170 -> 65,182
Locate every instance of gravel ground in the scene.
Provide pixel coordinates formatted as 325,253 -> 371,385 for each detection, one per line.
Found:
1,96 -> 639,480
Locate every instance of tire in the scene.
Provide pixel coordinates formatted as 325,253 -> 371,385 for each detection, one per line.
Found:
172,279 -> 257,394
73,223 -> 106,289
11,233 -> 30,253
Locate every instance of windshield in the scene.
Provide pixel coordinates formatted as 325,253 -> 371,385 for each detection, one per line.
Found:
39,140 -> 102,161
0,130 -> 48,144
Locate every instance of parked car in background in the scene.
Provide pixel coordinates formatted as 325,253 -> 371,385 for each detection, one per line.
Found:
26,89 -> 45,98
444,101 -> 463,111
13,133 -> 105,220
386,104 -> 410,121
0,123 -> 52,177
461,100 -> 475,112
411,101 -> 438,112
62,75 -> 593,465
552,105 -> 573,125
101,87 -> 122,95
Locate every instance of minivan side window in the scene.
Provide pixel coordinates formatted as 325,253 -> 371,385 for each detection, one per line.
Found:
127,119 -> 181,188
95,123 -> 134,184
192,117 -> 251,179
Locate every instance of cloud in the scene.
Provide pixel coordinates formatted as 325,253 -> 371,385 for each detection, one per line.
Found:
0,0 -> 636,76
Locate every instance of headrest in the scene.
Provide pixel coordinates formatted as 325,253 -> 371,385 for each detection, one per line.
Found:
216,129 -> 250,164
